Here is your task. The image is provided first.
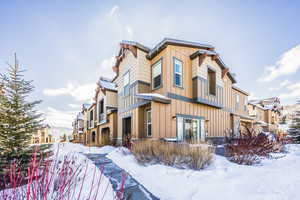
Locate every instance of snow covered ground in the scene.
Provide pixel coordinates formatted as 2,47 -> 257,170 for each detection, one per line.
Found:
50,143 -> 116,200
107,144 -> 300,200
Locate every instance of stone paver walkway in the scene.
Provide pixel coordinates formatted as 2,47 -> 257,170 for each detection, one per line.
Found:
84,153 -> 159,200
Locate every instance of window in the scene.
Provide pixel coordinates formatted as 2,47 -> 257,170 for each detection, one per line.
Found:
123,71 -> 130,96
146,110 -> 152,137
174,58 -> 183,87
244,97 -> 248,111
208,68 -> 216,95
99,100 -> 104,114
99,99 -> 104,122
89,110 -> 94,128
92,131 -> 96,142
152,60 -> 162,89
236,94 -> 240,111
90,110 -> 93,121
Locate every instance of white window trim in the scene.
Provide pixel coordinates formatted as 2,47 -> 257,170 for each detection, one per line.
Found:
146,110 -> 152,137
174,58 -> 183,87
152,60 -> 162,90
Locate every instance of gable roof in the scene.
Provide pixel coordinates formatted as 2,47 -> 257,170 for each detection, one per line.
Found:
190,49 -> 237,84
97,77 -> 117,92
232,85 -> 249,96
112,38 -> 237,84
147,38 -> 214,59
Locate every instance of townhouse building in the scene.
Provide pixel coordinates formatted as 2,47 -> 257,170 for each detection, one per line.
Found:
112,38 -> 252,144
84,77 -> 118,146
248,97 -> 281,133
32,124 -> 55,144
72,38 -> 282,146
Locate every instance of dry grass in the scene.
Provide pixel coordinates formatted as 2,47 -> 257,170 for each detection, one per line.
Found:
131,140 -> 214,170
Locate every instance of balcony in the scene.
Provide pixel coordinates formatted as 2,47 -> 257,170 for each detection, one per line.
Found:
99,113 -> 105,123
192,77 -> 223,108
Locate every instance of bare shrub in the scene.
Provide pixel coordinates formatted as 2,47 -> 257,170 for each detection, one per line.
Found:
225,128 -> 285,165
132,140 -> 214,170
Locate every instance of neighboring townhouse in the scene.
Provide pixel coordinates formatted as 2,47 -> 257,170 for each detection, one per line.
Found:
94,77 -> 118,145
72,112 -> 84,143
111,38 -> 253,144
231,86 -> 253,135
86,103 -> 97,146
248,97 -> 281,132
84,77 -> 118,146
32,124 -> 55,144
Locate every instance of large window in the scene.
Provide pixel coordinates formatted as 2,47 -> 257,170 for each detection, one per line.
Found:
152,60 -> 162,89
123,71 -> 130,96
177,116 -> 205,143
208,68 -> 216,95
146,110 -> 152,137
174,58 -> 183,87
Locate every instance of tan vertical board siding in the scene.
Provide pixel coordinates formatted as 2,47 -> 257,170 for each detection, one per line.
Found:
106,91 -> 118,108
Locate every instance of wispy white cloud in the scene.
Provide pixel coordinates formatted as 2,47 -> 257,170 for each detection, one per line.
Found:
100,56 -> 116,78
125,25 -> 134,39
258,44 -> 300,82
268,79 -> 291,91
41,107 -> 77,128
108,5 -> 120,17
43,82 -> 96,102
68,103 -> 81,109
279,81 -> 300,100
248,92 -> 257,100
280,80 -> 291,87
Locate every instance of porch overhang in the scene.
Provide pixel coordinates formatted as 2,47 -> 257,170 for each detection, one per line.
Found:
254,121 -> 268,126
135,93 -> 171,104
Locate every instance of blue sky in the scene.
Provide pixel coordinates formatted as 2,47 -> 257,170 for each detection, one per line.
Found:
1,1 -> 300,128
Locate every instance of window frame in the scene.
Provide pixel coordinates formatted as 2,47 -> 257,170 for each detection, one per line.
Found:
151,58 -> 163,90
146,109 -> 152,137
123,70 -> 130,96
92,131 -> 96,143
207,67 -> 217,96
173,57 -> 183,88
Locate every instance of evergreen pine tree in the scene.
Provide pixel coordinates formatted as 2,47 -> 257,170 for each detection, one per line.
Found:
0,54 -> 43,173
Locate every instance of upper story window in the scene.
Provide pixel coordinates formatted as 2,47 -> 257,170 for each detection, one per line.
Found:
152,60 -> 162,90
90,110 -> 94,121
174,58 -> 183,87
208,68 -> 216,95
123,71 -> 130,96
244,97 -> 248,111
99,99 -> 104,114
236,94 -> 240,104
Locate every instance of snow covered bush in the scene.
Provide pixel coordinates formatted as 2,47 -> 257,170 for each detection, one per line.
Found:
132,140 -> 214,170
225,128 -> 284,165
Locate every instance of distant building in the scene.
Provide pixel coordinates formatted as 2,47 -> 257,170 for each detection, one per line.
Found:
32,124 -> 57,144
248,97 -> 281,133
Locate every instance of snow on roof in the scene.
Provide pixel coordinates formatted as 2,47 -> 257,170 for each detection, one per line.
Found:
77,112 -> 84,120
98,77 -> 117,91
121,40 -> 151,52
135,93 -> 171,104
147,38 -> 213,59
190,49 -> 217,59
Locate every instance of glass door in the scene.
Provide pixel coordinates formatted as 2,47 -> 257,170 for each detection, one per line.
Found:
183,118 -> 200,143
